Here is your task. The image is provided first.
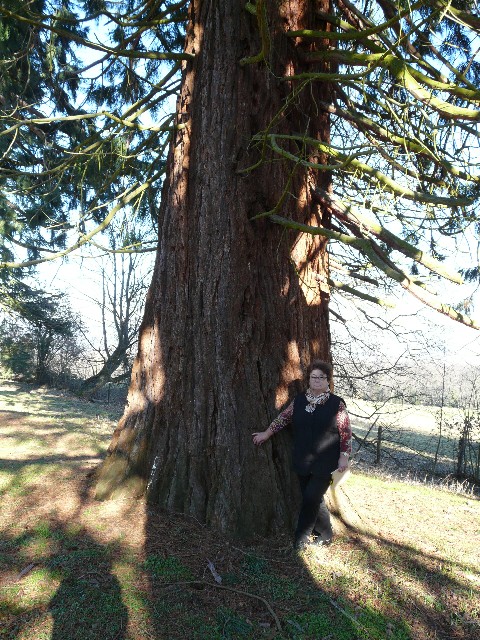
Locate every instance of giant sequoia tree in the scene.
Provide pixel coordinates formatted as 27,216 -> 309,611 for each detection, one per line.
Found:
1,0 -> 479,536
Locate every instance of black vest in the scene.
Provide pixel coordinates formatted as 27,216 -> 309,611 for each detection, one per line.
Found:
292,393 -> 343,477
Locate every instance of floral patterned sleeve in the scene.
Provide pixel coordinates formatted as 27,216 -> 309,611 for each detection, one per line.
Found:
268,401 -> 294,434
337,401 -> 352,454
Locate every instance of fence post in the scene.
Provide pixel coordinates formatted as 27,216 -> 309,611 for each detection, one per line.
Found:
375,423 -> 383,465
456,433 -> 465,478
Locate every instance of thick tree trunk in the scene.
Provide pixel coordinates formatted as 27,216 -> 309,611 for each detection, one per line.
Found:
79,342 -> 131,398
96,0 -> 334,538
35,332 -> 53,385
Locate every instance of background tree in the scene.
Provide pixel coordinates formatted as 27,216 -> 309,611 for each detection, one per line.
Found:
0,1 -> 479,536
0,282 -> 81,384
79,216 -> 154,398
0,319 -> 35,379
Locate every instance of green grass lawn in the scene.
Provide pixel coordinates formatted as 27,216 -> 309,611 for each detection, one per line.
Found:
0,381 -> 479,639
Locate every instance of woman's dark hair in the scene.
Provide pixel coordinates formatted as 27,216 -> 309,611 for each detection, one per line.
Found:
306,360 -> 333,385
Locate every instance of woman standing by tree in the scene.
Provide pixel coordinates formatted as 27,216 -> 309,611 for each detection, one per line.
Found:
253,361 -> 351,550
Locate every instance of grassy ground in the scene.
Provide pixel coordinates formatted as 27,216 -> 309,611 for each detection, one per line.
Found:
0,381 -> 479,640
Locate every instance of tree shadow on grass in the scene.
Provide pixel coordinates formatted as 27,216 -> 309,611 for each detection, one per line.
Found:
0,405 -> 129,639
0,383 -> 132,639
0,384 -> 29,401
48,526 -> 128,640
0,520 -> 128,640
139,481 -> 480,640
141,501 -> 414,640
326,496 -> 479,640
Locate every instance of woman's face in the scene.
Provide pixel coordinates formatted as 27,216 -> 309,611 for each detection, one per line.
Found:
309,368 -> 330,394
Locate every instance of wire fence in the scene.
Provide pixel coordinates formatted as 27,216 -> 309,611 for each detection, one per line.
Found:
348,399 -> 480,493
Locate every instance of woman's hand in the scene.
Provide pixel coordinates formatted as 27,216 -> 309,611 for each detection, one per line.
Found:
252,430 -> 272,446
337,455 -> 349,472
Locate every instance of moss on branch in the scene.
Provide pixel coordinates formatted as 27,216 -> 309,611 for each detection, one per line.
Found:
328,278 -> 395,307
311,101 -> 478,185
240,0 -> 270,66
287,0 -> 425,44
314,188 -> 464,284
303,51 -> 480,106
266,134 -> 473,208
433,0 -> 480,30
267,214 -> 478,329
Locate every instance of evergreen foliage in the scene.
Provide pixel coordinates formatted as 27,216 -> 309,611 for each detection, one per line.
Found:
0,0 -> 187,263
0,1 -> 479,325
0,278 -> 80,383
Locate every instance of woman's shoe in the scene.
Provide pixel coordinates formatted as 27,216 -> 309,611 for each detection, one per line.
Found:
312,535 -> 332,546
293,535 -> 310,551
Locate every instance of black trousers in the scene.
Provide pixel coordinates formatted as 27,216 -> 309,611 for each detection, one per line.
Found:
295,473 -> 333,543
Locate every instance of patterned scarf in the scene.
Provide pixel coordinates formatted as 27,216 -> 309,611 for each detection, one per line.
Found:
305,390 -> 330,413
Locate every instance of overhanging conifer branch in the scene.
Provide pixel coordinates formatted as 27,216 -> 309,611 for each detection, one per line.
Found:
328,278 -> 395,307
433,0 -> 480,30
329,258 -> 380,286
317,98 -> 478,185
287,0 -> 426,44
267,134 -> 473,207
303,51 -> 480,109
313,188 -> 464,284
0,176 -> 159,269
0,7 -> 194,62
267,214 -> 479,329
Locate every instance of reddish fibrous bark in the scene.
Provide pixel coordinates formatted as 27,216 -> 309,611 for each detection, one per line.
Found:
96,0 -> 334,538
